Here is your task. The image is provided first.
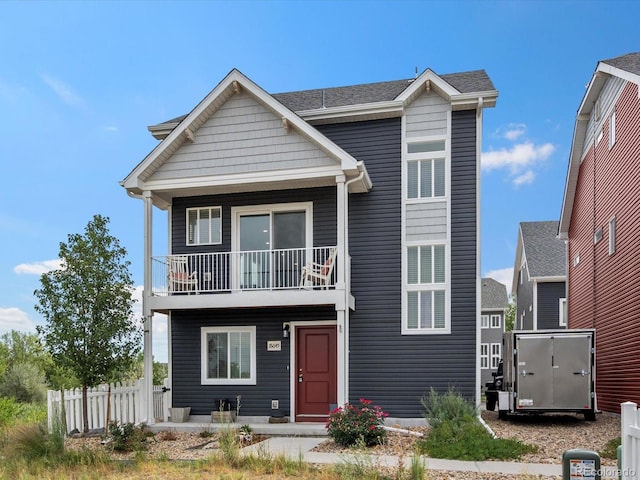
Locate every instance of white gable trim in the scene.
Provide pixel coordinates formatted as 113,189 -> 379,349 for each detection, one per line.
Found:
395,69 -> 460,105
122,69 -> 368,194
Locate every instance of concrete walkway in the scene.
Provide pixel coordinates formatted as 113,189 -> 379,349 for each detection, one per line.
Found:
241,436 -> 621,479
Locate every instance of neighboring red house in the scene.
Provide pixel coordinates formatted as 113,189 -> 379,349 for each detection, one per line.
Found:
559,52 -> 640,414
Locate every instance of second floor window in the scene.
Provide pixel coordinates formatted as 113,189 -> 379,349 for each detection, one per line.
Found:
187,207 -> 222,245
407,139 -> 446,200
406,244 -> 446,331
491,314 -> 501,328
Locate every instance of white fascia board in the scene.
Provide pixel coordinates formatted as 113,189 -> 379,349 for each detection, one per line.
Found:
598,61 -> 640,87
558,115 -> 590,236
511,226 -> 524,295
451,90 -> 499,110
533,275 -> 566,283
395,69 -> 460,104
123,69 -> 364,193
296,101 -> 403,121
142,165 -> 345,192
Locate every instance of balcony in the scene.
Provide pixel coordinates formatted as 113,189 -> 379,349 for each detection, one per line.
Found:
147,246 -> 349,312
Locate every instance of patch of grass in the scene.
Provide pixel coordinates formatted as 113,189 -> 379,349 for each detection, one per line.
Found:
417,417 -> 537,461
600,436 -> 621,460
419,387 -> 536,461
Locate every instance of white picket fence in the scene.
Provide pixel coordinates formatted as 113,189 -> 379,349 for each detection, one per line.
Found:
47,379 -> 166,433
622,402 -> 640,480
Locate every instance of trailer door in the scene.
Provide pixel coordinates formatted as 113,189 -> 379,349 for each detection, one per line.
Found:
515,335 -> 554,409
553,333 -> 592,409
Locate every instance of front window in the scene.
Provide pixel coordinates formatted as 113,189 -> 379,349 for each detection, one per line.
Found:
406,244 -> 446,331
480,344 -> 489,369
201,326 -> 256,385
490,343 -> 501,369
187,206 -> 221,245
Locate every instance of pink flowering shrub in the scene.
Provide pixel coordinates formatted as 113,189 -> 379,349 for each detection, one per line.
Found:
326,398 -> 388,447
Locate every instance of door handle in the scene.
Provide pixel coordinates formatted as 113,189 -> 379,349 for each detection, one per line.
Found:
298,373 -> 303,383
573,370 -> 590,376
520,371 -> 534,377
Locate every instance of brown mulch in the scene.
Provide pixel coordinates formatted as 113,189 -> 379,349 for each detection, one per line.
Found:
65,430 -> 268,461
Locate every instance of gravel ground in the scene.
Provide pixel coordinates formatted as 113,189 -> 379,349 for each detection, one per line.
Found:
65,410 -> 621,479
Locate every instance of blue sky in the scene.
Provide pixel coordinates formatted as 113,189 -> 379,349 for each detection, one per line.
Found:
1,0 -> 638,362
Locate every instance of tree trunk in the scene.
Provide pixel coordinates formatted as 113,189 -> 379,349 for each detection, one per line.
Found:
60,386 -> 68,435
82,384 -> 89,433
105,383 -> 111,430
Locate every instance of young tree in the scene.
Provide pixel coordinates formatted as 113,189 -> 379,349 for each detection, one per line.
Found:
35,215 -> 141,432
505,296 -> 516,332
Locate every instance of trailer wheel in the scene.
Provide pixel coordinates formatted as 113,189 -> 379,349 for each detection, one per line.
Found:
498,409 -> 508,420
584,411 -> 596,421
485,395 -> 496,412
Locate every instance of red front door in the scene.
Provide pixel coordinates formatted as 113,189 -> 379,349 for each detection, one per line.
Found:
295,325 -> 337,422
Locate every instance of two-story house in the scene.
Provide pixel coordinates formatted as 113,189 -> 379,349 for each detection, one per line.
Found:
121,67 -> 497,422
512,221 -> 567,330
559,52 -> 640,413
480,277 -> 508,387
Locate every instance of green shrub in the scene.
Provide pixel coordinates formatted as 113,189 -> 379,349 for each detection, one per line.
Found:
421,386 -> 476,427
326,399 -> 388,447
418,417 -> 536,461
600,437 -> 621,460
0,396 -> 23,429
419,387 -> 535,461
0,362 -> 47,403
106,422 -> 149,452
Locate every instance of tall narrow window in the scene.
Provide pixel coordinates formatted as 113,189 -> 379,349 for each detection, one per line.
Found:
187,207 -> 222,245
480,344 -> 489,369
406,244 -> 446,331
490,343 -> 501,369
407,139 -> 446,200
490,314 -> 501,328
559,298 -> 567,327
609,217 -> 616,255
481,315 -> 489,329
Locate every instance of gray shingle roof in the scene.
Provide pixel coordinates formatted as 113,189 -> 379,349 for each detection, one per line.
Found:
153,69 -> 495,127
602,52 -> 640,76
520,221 -> 566,279
273,70 -> 495,112
481,277 -> 509,310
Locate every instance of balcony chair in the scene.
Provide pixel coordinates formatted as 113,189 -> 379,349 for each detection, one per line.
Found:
168,256 -> 198,293
299,248 -> 337,289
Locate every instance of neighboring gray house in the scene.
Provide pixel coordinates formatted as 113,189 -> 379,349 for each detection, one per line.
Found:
480,277 -> 508,387
512,221 -> 567,330
121,67 -> 497,422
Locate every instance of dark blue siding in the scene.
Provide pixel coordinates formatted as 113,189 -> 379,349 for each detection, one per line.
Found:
537,281 -> 566,329
171,307 -> 336,415
318,113 -> 478,417
516,269 -> 535,330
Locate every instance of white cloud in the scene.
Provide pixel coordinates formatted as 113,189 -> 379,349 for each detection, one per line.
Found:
513,170 -> 536,187
484,268 -> 514,292
14,259 -> 62,275
501,123 -> 527,141
482,141 -> 555,187
41,74 -> 86,109
482,142 -> 555,172
0,307 -> 36,334
105,125 -> 119,132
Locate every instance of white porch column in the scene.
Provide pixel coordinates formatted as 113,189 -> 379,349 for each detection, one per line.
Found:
336,175 -> 346,290
142,191 -> 154,424
336,309 -> 347,406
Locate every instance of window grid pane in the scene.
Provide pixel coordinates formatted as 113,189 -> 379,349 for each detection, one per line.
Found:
408,162 -> 419,199
408,292 -> 419,329
434,245 -> 445,283
420,291 -> 432,329
407,140 -> 445,154
434,290 -> 445,328
207,332 -> 228,379
434,159 -> 445,197
407,247 -> 418,284
420,246 -> 432,284
420,160 -> 432,198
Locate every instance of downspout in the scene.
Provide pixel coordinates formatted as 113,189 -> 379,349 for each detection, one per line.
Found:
592,136 -> 597,329
340,168 -> 366,406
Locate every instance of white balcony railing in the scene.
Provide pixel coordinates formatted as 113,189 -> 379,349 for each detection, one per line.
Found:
152,246 -> 337,296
